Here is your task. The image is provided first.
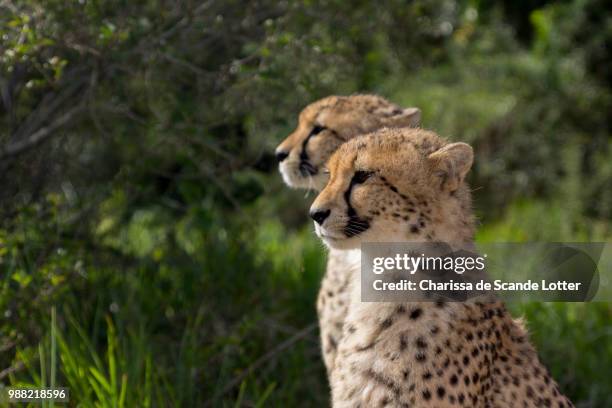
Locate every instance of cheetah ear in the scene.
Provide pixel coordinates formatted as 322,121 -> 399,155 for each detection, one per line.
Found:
393,107 -> 421,127
427,142 -> 473,192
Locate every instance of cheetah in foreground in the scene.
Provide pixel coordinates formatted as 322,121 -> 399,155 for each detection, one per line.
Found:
309,128 -> 573,407
275,95 -> 420,375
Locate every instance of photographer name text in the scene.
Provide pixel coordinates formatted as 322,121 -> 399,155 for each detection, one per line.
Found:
373,279 -> 582,292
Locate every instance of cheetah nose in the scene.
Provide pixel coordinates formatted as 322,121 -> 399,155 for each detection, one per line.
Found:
275,150 -> 289,162
310,209 -> 331,225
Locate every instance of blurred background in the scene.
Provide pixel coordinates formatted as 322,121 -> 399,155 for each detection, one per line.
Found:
0,0 -> 610,406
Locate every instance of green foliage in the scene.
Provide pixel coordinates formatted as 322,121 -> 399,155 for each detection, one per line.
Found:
2,200 -> 328,405
512,302 -> 612,407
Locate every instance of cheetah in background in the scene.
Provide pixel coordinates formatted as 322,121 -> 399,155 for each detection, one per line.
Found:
275,95 -> 420,191
275,95 -> 421,376
310,128 -> 573,407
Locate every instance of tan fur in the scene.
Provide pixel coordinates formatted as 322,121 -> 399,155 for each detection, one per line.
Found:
276,95 -> 421,381
310,128 -> 574,408
276,94 -> 420,190
316,248 -> 360,372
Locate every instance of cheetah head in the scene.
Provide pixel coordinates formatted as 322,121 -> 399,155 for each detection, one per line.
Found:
275,95 -> 420,191
309,128 -> 475,249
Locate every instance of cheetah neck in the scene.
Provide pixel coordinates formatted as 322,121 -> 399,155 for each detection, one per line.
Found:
419,186 -> 475,246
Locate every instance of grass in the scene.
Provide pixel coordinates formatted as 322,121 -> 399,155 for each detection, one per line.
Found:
1,215 -> 330,407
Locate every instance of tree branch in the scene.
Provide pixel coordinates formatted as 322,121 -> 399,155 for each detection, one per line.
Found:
0,104 -> 85,159
0,361 -> 24,381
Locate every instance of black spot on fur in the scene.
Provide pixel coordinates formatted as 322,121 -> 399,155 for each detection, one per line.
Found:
380,317 -> 394,330
415,337 -> 428,349
399,334 -> 408,351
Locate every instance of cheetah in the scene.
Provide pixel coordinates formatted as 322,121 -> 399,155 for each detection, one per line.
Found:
275,95 -> 421,376
309,128 -> 574,407
275,95 -> 420,191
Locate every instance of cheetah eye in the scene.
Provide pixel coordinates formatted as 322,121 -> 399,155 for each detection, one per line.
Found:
352,170 -> 373,184
310,125 -> 326,136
